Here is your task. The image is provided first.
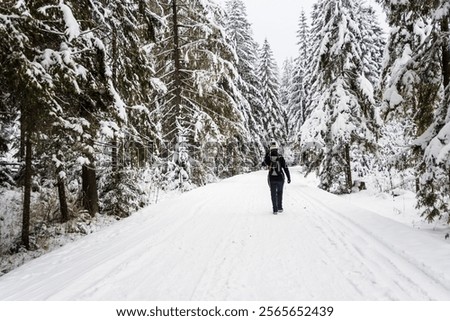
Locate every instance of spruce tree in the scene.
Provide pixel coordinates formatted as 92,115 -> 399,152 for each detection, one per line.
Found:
280,58 -> 294,141
224,0 -> 265,157
413,3 -> 450,223
301,0 -> 382,194
377,0 -> 449,222
0,1 -> 64,247
155,0 -> 248,186
287,9 -> 312,156
257,39 -> 285,144
96,0 -> 163,217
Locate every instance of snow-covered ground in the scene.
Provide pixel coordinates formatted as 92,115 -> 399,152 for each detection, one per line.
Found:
0,168 -> 449,300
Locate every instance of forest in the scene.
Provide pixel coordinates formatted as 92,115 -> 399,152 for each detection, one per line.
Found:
0,0 -> 449,271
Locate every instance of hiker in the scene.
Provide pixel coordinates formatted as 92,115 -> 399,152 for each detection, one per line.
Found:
262,141 -> 291,214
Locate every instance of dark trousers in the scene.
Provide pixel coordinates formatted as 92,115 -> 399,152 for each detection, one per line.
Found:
269,179 -> 284,212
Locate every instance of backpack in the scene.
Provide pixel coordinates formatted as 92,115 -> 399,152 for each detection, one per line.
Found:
269,155 -> 282,177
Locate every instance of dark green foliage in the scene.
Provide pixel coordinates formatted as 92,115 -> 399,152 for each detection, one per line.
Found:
378,0 -> 450,223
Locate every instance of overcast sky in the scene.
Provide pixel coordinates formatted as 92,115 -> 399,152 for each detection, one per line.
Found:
216,0 -> 314,67
234,0 -> 316,67
216,0 -> 387,68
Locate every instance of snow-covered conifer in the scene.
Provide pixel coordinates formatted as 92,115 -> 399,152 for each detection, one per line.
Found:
93,0 -> 164,216
155,0 -> 249,185
414,2 -> 450,223
224,0 -> 265,156
301,0 -> 382,194
287,10 -> 312,155
257,39 -> 285,143
377,0 -> 450,222
280,58 -> 294,141
0,1 -> 77,246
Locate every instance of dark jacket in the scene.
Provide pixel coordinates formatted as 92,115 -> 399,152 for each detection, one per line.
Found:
262,151 -> 291,183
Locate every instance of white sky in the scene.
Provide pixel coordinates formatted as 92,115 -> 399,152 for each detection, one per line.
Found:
216,0 -> 315,67
217,0 -> 388,68
235,0 -> 316,67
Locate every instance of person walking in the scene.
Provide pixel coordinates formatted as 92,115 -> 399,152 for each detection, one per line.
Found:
262,141 -> 291,214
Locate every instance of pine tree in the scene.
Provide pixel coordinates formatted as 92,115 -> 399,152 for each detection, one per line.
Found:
155,0 -> 248,186
36,1 -> 107,220
0,1 -> 63,247
287,9 -> 312,156
412,3 -> 450,223
280,58 -> 294,141
95,0 -> 163,217
257,39 -> 285,143
0,1 -> 155,227
224,0 -> 265,156
377,0 -> 439,131
0,103 -> 16,188
300,0 -> 382,194
377,0 -> 449,223
359,6 -> 386,88
351,3 -> 386,180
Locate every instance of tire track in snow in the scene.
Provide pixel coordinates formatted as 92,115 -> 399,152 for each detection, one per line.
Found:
300,193 -> 412,300
284,184 -> 373,298
297,185 -> 450,300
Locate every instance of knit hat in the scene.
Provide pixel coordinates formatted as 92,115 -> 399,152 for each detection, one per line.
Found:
269,141 -> 278,150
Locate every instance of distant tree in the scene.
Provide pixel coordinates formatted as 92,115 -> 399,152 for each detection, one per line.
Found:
280,58 -> 294,136
287,9 -> 312,155
257,39 -> 285,143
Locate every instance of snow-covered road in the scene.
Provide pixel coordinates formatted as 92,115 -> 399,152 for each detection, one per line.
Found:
0,169 -> 449,300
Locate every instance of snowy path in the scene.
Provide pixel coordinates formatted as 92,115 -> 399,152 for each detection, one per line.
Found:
0,169 -> 450,300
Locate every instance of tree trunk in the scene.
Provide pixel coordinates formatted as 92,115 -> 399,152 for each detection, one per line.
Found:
79,93 -> 99,217
19,114 -> 25,162
171,0 -> 188,167
82,163 -> 99,217
111,138 -> 118,172
344,144 -> 352,193
57,174 -> 69,222
171,0 -> 183,126
22,134 -> 32,249
442,16 -> 450,203
171,0 -> 182,108
441,17 -> 450,88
